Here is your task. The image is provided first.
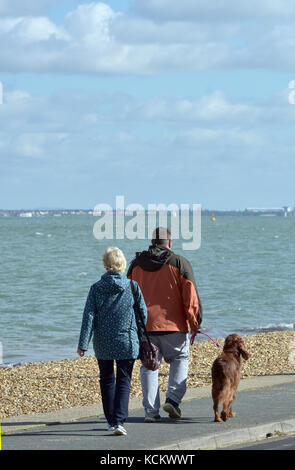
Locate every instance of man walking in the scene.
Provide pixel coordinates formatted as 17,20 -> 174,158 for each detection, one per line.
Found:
127,227 -> 202,422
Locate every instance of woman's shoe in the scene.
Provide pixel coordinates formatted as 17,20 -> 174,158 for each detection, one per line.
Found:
113,425 -> 127,436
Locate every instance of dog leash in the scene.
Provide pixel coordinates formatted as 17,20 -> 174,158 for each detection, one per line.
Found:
190,330 -> 223,349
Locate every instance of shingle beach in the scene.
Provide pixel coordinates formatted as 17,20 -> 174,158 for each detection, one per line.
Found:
1,330 -> 295,419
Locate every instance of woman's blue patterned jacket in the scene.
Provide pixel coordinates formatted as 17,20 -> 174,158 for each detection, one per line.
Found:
78,270 -> 148,360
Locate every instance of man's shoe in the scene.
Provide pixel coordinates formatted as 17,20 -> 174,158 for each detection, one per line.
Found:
163,398 -> 182,419
107,424 -> 115,431
113,425 -> 127,436
144,414 -> 161,423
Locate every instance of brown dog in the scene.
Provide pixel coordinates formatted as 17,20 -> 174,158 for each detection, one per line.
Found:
211,334 -> 250,422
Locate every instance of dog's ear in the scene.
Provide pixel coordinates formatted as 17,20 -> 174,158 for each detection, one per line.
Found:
238,341 -> 250,361
240,349 -> 250,360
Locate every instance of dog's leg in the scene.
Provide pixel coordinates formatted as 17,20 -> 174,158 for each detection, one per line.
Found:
213,399 -> 222,422
228,391 -> 236,418
221,392 -> 232,421
220,382 -> 231,422
228,403 -> 236,418
221,403 -> 228,422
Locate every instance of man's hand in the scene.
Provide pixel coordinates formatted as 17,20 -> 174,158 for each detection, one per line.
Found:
190,330 -> 199,345
77,348 -> 86,357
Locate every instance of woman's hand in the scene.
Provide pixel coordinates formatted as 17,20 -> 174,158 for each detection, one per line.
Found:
77,348 -> 86,357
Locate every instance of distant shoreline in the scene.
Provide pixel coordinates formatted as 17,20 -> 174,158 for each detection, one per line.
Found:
1,208 -> 294,217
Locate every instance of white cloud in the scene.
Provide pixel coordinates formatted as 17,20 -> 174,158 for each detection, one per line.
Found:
122,90 -> 295,130
64,2 -> 117,39
1,84 -> 295,209
0,2 -> 295,74
1,86 -> 294,142
5,88 -> 31,104
111,16 -> 238,44
15,133 -> 46,158
133,0 -> 295,21
1,86 -> 294,161
132,92 -> 258,124
0,16 -> 69,43
170,127 -> 266,152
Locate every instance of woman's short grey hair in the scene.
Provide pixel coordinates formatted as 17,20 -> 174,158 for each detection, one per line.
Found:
103,246 -> 127,273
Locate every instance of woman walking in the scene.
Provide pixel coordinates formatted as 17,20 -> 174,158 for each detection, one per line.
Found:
77,246 -> 147,436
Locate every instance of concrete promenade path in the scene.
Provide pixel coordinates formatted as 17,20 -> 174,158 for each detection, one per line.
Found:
1,374 -> 295,451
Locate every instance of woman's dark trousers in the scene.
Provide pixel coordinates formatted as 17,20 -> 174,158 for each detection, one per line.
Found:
97,359 -> 135,427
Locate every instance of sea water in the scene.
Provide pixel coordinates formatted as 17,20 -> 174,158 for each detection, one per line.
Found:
0,214 -> 294,365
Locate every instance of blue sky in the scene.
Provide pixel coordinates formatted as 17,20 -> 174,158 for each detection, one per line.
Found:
1,0 -> 295,210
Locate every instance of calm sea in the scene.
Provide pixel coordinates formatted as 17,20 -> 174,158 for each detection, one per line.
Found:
0,214 -> 294,366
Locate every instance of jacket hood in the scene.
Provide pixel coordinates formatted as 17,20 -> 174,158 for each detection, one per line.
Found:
99,271 -> 129,294
134,245 -> 171,272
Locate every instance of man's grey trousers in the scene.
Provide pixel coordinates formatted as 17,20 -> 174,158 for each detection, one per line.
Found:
140,332 -> 190,417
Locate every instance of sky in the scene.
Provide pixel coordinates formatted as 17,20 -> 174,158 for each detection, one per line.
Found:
1,0 -> 295,210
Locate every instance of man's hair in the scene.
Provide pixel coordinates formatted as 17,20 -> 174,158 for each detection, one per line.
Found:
151,227 -> 171,246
